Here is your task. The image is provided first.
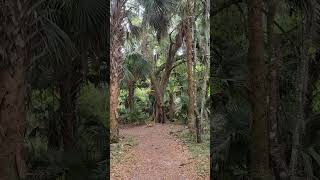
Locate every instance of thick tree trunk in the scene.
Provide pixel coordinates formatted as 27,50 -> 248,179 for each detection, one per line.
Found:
151,78 -> 167,123
0,1 -> 35,178
247,0 -> 273,179
0,62 -> 28,180
142,22 -> 184,124
110,79 -> 120,142
266,1 -> 289,179
289,1 -> 315,179
185,0 -> 195,130
110,0 -> 125,142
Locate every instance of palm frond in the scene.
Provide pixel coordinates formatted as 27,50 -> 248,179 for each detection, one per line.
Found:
138,0 -> 178,41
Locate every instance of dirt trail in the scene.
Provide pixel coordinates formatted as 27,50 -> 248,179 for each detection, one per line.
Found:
111,123 -> 206,180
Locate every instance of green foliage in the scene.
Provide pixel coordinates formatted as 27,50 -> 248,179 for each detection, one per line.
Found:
312,81 -> 320,112
121,106 -> 149,124
20,0 -> 110,179
135,87 -> 151,102
26,83 -> 109,180
122,53 -> 151,86
79,83 -> 109,128
28,89 -> 58,124
174,95 -> 188,123
27,147 -> 107,180
137,0 -> 178,41
119,85 -> 151,124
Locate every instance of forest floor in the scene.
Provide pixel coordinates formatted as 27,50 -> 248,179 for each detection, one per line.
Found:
110,123 -> 209,180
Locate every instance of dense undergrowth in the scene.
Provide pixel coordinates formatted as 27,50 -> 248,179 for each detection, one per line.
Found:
26,83 -> 108,180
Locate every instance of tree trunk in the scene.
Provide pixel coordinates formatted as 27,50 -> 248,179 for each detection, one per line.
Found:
211,92 -> 229,180
289,1 -> 315,179
59,76 -> 76,151
48,112 -> 60,150
200,0 -> 210,138
0,62 -> 28,180
195,109 -> 202,143
247,0 -> 273,179
48,86 -> 60,150
185,0 -> 195,130
151,78 -> 167,123
142,22 -> 184,124
266,0 -> 289,179
110,0 -> 125,143
57,58 -> 83,151
110,79 -> 120,142
0,1 -> 34,178
193,19 -> 197,109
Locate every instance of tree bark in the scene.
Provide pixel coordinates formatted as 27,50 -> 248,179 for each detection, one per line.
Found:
185,0 -> 195,130
199,0 -> 210,140
110,0 -> 125,143
110,79 -> 120,142
247,0 -> 273,179
151,78 -> 167,123
56,58 -> 83,151
0,1 -> 34,179
0,62 -> 28,180
59,76 -> 76,151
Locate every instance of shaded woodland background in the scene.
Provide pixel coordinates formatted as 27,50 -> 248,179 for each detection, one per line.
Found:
1,0 -> 109,179
211,0 -> 320,179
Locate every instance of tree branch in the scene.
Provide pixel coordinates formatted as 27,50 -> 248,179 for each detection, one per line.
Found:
156,55 -> 184,74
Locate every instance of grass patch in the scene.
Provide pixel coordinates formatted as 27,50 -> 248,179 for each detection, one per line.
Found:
171,128 -> 210,177
110,135 -> 137,166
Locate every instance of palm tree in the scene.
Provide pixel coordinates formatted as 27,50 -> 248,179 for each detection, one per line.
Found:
123,53 -> 151,111
53,0 -> 108,151
0,1 -> 77,179
110,0 -> 126,143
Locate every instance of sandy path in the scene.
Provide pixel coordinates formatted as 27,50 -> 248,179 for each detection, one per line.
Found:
111,123 -> 202,180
